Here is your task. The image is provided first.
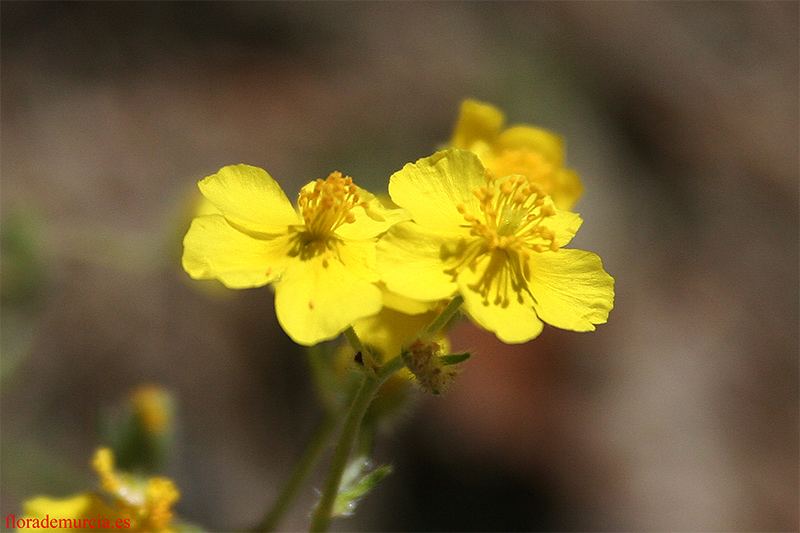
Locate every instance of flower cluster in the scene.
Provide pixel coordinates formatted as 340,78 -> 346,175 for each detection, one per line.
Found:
18,449 -> 180,532
183,100 -> 614,347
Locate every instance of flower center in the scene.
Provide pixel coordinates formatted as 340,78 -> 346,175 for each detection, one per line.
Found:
457,173 -> 558,257
449,173 -> 560,308
298,172 -> 366,239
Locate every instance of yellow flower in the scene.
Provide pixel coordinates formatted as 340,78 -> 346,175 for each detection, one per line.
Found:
130,385 -> 173,437
352,290 -> 443,362
182,165 -> 407,345
448,99 -> 583,211
347,291 -> 450,417
377,148 -> 614,344
16,449 -> 179,532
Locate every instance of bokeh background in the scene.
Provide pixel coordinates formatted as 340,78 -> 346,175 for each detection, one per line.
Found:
2,2 -> 797,531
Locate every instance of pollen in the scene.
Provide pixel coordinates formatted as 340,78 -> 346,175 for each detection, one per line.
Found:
449,173 -> 561,308
92,448 -> 123,496
90,448 -> 180,532
141,477 -> 180,532
298,172 -> 368,238
460,173 -> 558,254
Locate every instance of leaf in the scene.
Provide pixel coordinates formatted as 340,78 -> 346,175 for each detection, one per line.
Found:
439,352 -> 471,366
332,457 -> 393,517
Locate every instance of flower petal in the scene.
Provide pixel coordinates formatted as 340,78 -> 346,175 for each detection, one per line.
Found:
388,148 -> 486,230
546,204 -> 583,248
274,251 -> 382,345
377,221 -> 461,302
449,99 -> 505,149
22,494 -> 96,521
354,306 -> 440,361
381,288 -> 436,315
336,238 -> 379,283
551,168 -> 583,211
496,125 -> 565,168
182,214 -> 293,288
199,164 -> 301,233
528,249 -> 614,331
457,253 -> 544,344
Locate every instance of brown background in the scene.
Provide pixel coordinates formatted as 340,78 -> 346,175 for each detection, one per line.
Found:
2,2 -> 797,531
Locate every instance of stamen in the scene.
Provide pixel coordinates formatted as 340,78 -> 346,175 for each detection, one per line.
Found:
298,172 -> 363,238
458,174 -> 557,254
454,173 -> 559,307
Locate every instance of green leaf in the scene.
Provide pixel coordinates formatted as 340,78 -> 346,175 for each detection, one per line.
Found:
332,457 -> 393,517
439,352 -> 471,366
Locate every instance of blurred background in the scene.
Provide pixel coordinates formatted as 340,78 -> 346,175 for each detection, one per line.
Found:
1,2 -> 797,531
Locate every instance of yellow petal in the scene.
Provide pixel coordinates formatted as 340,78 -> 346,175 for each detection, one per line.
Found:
198,164 -> 300,233
273,248 -> 383,345
456,251 -> 545,343
528,249 -> 614,331
485,148 -> 555,190
182,214 -> 293,288
547,204 -> 583,248
377,221 -> 461,302
388,148 -> 486,230
550,168 -> 583,211
20,493 -> 115,530
381,288 -> 436,315
194,195 -> 221,217
21,494 -> 94,521
336,238 -> 380,283
449,99 -> 505,149
496,125 -> 565,167
354,306 -> 439,361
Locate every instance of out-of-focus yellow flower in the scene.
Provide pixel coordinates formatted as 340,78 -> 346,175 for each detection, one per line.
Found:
130,385 -> 173,437
448,99 -> 582,211
353,290 -> 445,363
377,148 -> 614,344
182,165 -> 408,345
17,449 -> 180,532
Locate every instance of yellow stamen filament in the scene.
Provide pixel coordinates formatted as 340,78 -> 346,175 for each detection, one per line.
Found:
451,173 -> 559,307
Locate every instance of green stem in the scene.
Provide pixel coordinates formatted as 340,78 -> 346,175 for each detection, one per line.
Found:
254,341 -> 351,531
343,326 -> 376,370
254,414 -> 337,532
305,344 -> 341,414
342,326 -> 367,355
307,296 -> 463,531
426,294 -> 464,335
308,356 -> 404,532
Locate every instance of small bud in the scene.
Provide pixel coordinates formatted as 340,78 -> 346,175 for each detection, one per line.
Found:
402,339 -> 466,395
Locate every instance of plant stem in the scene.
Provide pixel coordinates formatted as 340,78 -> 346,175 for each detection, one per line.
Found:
426,294 -> 464,334
255,414 -> 337,532
308,355 -> 404,532
255,342 -> 349,531
343,326 -> 376,370
307,296 -> 464,531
